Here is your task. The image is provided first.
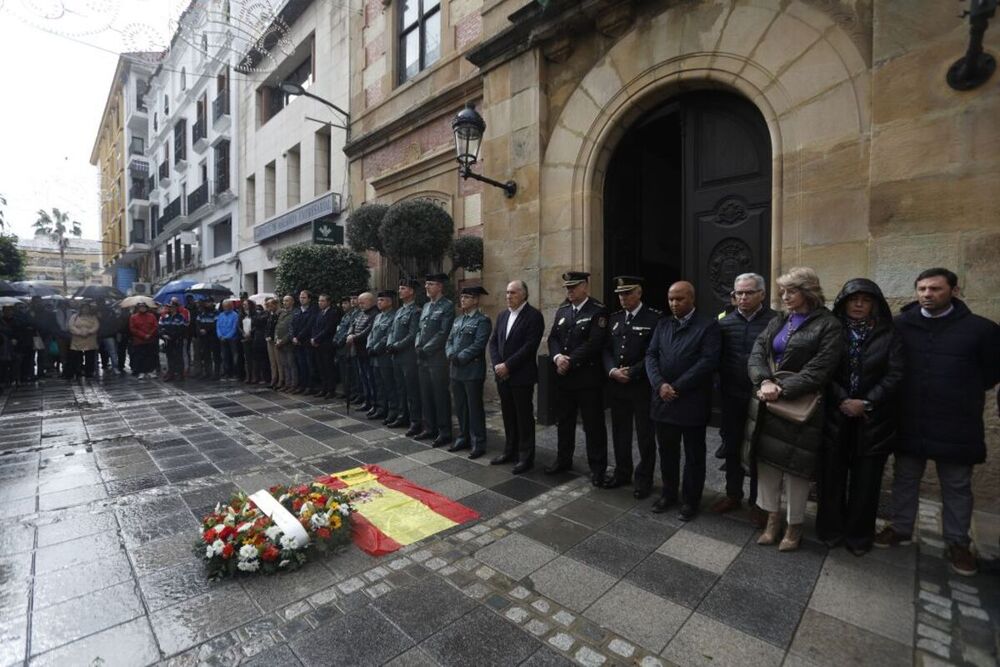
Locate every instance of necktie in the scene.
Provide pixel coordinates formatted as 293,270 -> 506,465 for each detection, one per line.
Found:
626,313 -> 633,326
572,306 -> 579,321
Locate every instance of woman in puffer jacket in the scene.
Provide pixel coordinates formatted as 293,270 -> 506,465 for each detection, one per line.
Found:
816,278 -> 904,555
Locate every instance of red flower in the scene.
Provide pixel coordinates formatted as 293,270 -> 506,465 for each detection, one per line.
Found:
316,527 -> 331,539
261,545 -> 280,562
294,485 -> 309,495
218,526 -> 236,541
292,499 -> 304,511
316,496 -> 328,507
202,529 -> 216,543
221,543 -> 234,559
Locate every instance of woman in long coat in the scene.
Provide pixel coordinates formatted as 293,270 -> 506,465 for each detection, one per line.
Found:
744,267 -> 843,551
816,278 -> 904,555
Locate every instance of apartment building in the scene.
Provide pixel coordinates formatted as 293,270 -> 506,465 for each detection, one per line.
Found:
234,0 -> 350,294
90,52 -> 159,292
19,237 -> 110,292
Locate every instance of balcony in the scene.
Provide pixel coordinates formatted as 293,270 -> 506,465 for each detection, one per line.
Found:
212,91 -> 231,131
128,180 -> 150,217
193,118 -> 209,153
127,98 -> 149,134
158,161 -> 171,187
129,137 -> 145,156
187,181 -> 215,221
157,197 -> 182,237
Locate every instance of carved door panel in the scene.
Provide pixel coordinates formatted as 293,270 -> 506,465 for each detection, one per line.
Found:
681,93 -> 772,315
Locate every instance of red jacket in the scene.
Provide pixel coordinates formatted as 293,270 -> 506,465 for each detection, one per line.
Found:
129,311 -> 159,344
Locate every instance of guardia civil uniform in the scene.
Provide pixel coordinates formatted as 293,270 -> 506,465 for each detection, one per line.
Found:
415,274 -> 455,445
367,291 -> 398,423
386,279 -> 422,434
445,286 -> 493,458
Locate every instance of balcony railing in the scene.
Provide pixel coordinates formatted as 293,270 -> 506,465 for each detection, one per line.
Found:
130,229 -> 147,244
129,137 -> 145,155
158,161 -> 169,180
193,118 -> 207,143
187,181 -> 210,214
213,91 -> 230,120
129,182 -> 150,200
159,197 -> 181,234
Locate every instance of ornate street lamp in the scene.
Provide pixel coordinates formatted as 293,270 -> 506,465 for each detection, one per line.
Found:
947,0 -> 997,90
452,102 -> 517,198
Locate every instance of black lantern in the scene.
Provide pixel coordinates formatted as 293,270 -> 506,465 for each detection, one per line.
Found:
947,0 -> 996,90
452,102 -> 517,198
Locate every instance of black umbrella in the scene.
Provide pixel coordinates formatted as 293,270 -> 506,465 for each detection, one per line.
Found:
187,282 -> 233,297
73,285 -> 126,302
11,281 -> 61,297
0,280 -> 28,297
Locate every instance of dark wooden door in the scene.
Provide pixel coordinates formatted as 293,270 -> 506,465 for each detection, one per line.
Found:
681,92 -> 772,315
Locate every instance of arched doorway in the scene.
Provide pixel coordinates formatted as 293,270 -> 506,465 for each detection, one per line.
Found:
602,91 -> 772,314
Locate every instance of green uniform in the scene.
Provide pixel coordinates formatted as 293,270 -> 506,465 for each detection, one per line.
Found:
387,301 -> 421,426
416,297 -> 455,437
445,309 -> 492,452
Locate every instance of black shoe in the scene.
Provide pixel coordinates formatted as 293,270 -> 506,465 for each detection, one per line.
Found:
447,441 -> 469,452
367,410 -> 383,420
404,425 -> 422,437
414,431 -> 437,441
544,462 -> 572,475
383,415 -> 398,426
432,435 -> 453,448
633,487 -> 651,500
468,449 -> 485,460
388,418 -> 408,428
591,474 -> 606,488
359,403 -> 373,413
512,461 -> 533,474
602,474 -> 628,489
677,504 -> 697,522
490,454 -> 515,465
651,497 -> 676,513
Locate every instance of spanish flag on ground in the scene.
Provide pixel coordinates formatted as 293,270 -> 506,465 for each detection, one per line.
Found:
316,465 -> 480,556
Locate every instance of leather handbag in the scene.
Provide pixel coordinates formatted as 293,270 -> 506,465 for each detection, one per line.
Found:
764,370 -> 821,424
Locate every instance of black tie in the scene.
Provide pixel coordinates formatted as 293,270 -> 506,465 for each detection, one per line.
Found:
626,313 -> 633,326
572,306 -> 579,321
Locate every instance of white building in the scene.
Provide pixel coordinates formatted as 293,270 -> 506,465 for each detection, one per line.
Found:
145,0 -> 247,292
234,0 -> 350,294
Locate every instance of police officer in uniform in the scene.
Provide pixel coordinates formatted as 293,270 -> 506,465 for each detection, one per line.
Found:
546,271 -> 610,486
367,290 -> 398,422
446,286 -> 492,458
387,278 -> 422,434
415,273 -> 455,446
602,276 -> 662,497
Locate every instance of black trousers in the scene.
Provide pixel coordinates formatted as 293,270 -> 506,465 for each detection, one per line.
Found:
418,362 -> 452,437
165,340 -> 184,376
394,357 -> 421,426
197,337 -> 221,377
608,383 -> 654,487
816,420 -> 888,550
66,349 -> 97,379
720,399 -> 758,503
555,384 -> 607,476
375,360 -> 398,418
116,336 -> 128,372
294,345 -> 313,388
498,382 -> 535,464
654,422 -> 707,508
316,344 -> 336,394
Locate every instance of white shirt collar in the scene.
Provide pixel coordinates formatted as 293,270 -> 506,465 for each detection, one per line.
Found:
572,297 -> 589,311
737,304 -> 764,321
627,303 -> 643,318
921,304 -> 955,319
676,308 -> 696,324
508,301 -> 527,315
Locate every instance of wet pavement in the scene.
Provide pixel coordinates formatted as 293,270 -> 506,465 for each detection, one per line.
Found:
0,374 -> 997,666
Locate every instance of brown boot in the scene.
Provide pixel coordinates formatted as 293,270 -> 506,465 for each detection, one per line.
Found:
757,512 -> 782,545
779,524 -> 803,552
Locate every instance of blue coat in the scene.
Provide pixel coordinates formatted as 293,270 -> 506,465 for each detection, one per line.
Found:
289,304 -> 317,343
446,310 -> 492,381
645,311 -> 721,426
216,310 -> 239,340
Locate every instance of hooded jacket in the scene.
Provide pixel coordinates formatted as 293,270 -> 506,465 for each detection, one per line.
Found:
823,279 -> 904,458
894,297 -> 1000,465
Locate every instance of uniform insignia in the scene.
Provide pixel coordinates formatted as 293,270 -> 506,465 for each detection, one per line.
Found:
559,317 -> 566,325
598,316 -> 606,328
613,322 -> 619,331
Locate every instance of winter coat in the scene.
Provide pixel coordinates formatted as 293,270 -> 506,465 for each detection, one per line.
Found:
215,310 -> 240,340
743,307 -> 844,479
718,306 -> 778,399
129,311 -> 159,345
645,311 -> 721,427
159,313 -> 188,345
69,313 -> 100,352
250,311 -> 269,352
823,279 -> 905,458
275,309 -> 293,345
894,299 -> 1000,465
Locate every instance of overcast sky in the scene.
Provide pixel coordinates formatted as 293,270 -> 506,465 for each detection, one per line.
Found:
0,1 -> 184,241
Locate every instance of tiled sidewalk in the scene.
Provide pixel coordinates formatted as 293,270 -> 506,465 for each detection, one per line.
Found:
0,375 -> 996,666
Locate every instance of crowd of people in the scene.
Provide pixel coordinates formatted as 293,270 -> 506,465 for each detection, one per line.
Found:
1,266 -> 996,576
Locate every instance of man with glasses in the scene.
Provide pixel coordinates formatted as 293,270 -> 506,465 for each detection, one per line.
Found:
712,273 -> 776,521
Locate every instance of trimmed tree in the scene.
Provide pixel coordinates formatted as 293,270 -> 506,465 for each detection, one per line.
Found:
275,244 -> 370,300
345,202 -> 388,255
450,235 -> 483,275
378,199 -> 454,279
0,234 -> 25,281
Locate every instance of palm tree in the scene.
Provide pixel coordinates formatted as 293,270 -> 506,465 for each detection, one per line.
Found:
0,194 -> 7,231
33,208 -> 82,294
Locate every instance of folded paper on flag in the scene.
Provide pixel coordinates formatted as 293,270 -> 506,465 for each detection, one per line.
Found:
317,465 -> 479,556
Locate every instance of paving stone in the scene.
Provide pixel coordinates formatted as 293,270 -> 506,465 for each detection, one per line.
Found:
33,549 -> 134,610
788,609 -> 912,666
656,528 -> 743,574
917,622 -> 952,644
957,603 -> 989,621
916,638 -> 951,659
723,539 -> 826,604
574,645 -> 606,666
585,581 -> 689,653
374,577 -> 476,642
420,607 -> 539,666
290,604 -> 414,666
149,582 -> 261,656
520,647 -> 576,666
552,610 -> 575,626
506,606 -> 530,623
601,512 -> 678,552
625,552 -> 717,609
459,490 -> 519,519
241,642 -> 303,667
475,533 -> 560,581
30,616 -> 160,667
663,612 -> 785,667
525,619 -> 551,636
607,638 -> 635,658
383,646 -> 441,667
518,513 -> 595,552
698,579 -> 805,649
554,498 -> 623,529
548,632 -> 575,651
529,557 -> 618,612
31,580 -> 145,655
492,477 -> 550,502
240,560 -> 335,611
567,532 -> 646,577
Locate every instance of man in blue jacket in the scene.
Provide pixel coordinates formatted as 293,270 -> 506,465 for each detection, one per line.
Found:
645,281 -> 721,521
215,300 -> 240,380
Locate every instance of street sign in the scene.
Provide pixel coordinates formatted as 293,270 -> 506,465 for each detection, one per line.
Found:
313,217 -> 344,245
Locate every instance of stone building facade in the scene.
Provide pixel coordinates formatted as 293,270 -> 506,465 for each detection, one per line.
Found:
347,0 -> 999,501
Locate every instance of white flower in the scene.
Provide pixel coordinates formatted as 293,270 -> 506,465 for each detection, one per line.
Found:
265,525 -> 282,541
237,522 -> 253,533
278,559 -> 290,568
310,512 -> 329,529
278,494 -> 290,503
280,534 -> 297,550
339,505 -> 351,517
213,523 -> 226,533
238,545 -> 258,561
205,546 -> 214,559
298,501 -> 314,517
211,539 -> 226,556
237,560 -> 259,572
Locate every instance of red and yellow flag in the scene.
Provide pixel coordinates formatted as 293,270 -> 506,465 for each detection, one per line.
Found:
316,465 -> 479,556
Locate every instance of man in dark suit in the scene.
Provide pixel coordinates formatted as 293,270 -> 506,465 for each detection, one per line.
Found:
546,271 -> 610,486
645,281 -> 721,521
309,294 -> 341,399
488,280 -> 545,473
602,276 -> 662,498
289,290 -> 318,394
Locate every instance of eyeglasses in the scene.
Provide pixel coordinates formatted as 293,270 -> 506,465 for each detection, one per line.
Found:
732,290 -> 762,297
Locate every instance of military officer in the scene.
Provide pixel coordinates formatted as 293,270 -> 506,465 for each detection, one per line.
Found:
602,276 -> 662,497
367,290 -> 398,423
415,273 -> 455,446
387,278 -> 422,434
446,286 -> 492,458
546,271 -> 610,486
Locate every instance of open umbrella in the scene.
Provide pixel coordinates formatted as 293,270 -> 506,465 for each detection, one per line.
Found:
0,296 -> 23,307
248,292 -> 276,305
74,285 -> 126,301
187,282 -> 233,297
0,280 -> 28,297
119,295 -> 159,309
153,279 -> 199,305
11,281 -> 60,297
40,294 -> 67,302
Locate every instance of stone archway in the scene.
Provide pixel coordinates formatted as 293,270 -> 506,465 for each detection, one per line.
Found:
537,1 -> 871,308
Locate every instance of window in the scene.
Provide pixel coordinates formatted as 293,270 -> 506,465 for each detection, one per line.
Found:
215,140 -> 230,192
181,67 -> 187,90
286,144 -> 301,208
245,175 -> 256,227
398,0 -> 440,84
256,47 -> 313,125
180,183 -> 187,215
164,94 -> 169,115
201,33 -> 209,54
212,218 -> 232,257
264,161 -> 276,218
174,120 -> 186,163
314,128 -> 331,194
